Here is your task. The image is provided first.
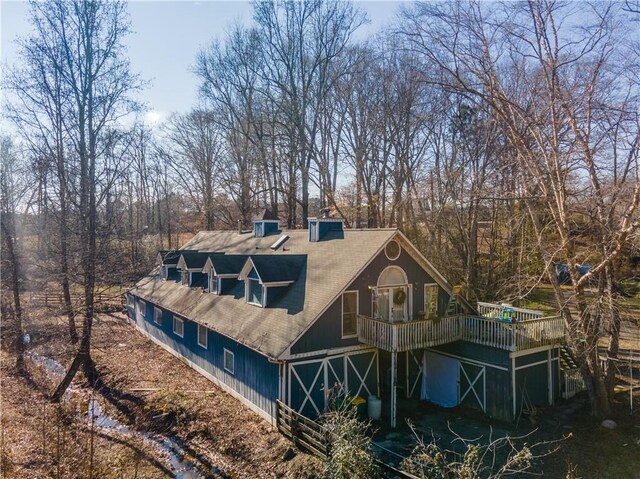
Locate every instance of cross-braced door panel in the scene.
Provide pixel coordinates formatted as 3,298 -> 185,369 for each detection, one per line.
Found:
345,351 -> 378,399
459,362 -> 486,412
289,359 -> 326,418
406,350 -> 423,398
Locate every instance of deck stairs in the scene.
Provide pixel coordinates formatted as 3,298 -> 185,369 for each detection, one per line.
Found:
559,346 -> 587,399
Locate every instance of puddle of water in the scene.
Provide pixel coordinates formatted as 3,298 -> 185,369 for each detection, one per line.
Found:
29,353 -> 220,478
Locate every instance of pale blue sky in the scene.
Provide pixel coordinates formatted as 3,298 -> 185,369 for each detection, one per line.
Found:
1,0 -> 406,126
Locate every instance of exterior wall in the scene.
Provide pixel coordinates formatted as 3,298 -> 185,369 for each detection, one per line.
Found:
514,347 -> 560,412
218,277 -> 238,295
429,342 -> 513,421
425,343 -> 561,422
167,267 -> 180,282
254,221 -> 279,237
291,244 -> 451,355
129,294 -> 279,420
190,271 -> 207,287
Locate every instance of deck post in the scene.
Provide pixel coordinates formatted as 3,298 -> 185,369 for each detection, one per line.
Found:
547,349 -> 553,405
391,349 -> 397,428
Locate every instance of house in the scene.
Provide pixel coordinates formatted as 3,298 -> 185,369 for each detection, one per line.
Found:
127,212 -> 576,427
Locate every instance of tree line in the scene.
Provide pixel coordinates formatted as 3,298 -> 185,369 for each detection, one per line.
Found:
1,0 -> 638,418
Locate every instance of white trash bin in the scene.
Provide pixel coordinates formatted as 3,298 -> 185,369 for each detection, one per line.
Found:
368,395 -> 382,420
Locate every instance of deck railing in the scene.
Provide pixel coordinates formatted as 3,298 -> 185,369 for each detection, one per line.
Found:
477,302 -> 544,322
357,314 -> 565,353
561,368 -> 586,399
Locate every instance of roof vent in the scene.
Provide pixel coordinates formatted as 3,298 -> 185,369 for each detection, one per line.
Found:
308,215 -> 344,242
253,208 -> 280,238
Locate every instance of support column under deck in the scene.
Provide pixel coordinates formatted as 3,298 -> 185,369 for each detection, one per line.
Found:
391,349 -> 397,428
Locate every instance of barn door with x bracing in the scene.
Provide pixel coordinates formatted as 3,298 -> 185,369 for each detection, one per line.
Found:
288,350 -> 378,418
459,362 -> 486,412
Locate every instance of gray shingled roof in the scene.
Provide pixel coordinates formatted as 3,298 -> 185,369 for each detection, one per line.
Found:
129,229 -> 397,359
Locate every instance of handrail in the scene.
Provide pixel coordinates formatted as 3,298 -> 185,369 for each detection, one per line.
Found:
477,302 -> 544,321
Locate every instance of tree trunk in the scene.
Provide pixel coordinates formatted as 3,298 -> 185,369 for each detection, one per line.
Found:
1,220 -> 25,374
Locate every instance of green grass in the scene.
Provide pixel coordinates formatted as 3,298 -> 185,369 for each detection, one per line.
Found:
520,285 -> 559,315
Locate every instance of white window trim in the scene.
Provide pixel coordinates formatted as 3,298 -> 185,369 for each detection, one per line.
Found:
173,316 -> 184,338
210,274 -> 218,294
223,348 -> 235,375
154,306 -> 162,325
424,283 -> 439,317
197,324 -> 208,349
341,290 -> 359,339
246,277 -> 264,307
136,298 -> 145,321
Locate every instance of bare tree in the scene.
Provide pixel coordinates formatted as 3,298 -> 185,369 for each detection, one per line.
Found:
159,109 -> 224,230
0,135 -> 29,373
401,0 -> 639,416
253,0 -> 365,228
10,0 -> 143,400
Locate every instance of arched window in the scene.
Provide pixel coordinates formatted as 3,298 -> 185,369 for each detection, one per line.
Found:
377,266 -> 408,287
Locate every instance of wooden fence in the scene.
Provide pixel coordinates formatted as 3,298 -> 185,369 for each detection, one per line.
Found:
275,400 -> 416,478
26,291 -> 126,308
276,400 -> 331,458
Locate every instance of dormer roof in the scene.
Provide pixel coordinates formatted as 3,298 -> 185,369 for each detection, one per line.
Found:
239,255 -> 306,285
157,250 -> 181,266
177,251 -> 213,270
204,254 -> 249,276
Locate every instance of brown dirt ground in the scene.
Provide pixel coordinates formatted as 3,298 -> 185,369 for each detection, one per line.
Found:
1,308 -> 322,478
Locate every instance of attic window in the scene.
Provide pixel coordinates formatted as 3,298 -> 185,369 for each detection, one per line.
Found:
385,240 -> 401,261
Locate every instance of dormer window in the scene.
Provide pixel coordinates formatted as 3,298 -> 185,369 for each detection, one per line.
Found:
238,255 -> 305,308
203,254 -> 249,296
247,278 -> 264,307
209,274 -> 219,294
181,270 -> 189,286
157,250 -> 180,281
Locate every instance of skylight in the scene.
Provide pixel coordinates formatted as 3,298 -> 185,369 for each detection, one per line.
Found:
270,235 -> 289,250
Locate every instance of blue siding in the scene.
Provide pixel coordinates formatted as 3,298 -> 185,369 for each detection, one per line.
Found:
131,295 -> 279,418
190,271 -> 207,287
318,221 -> 342,239
264,222 -> 279,236
254,221 -> 279,238
167,267 -> 180,282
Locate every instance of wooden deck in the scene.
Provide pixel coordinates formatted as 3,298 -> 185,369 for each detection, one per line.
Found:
357,314 -> 564,352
